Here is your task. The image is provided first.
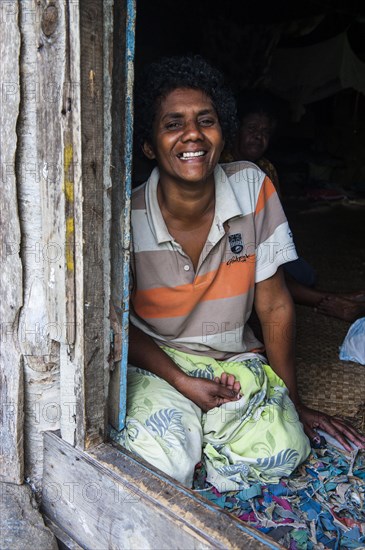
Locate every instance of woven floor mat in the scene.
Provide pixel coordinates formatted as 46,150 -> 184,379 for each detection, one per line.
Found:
286,200 -> 365,432
295,305 -> 365,431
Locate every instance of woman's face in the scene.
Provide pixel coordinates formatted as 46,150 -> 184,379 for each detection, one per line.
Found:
143,87 -> 224,188
237,112 -> 274,162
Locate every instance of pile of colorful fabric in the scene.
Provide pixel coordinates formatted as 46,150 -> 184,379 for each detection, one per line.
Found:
193,445 -> 365,549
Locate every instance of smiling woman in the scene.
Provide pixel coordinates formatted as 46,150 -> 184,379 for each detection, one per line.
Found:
142,88 -> 225,192
133,55 -> 237,153
110,55 -> 365,492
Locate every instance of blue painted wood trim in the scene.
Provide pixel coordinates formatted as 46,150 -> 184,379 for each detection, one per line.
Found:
118,0 -> 136,430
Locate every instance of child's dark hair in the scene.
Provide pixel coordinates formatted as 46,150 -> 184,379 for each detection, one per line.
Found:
134,55 -> 237,152
236,89 -> 281,126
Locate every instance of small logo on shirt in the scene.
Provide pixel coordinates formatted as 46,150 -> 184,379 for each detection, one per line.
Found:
227,254 -> 248,266
228,233 -> 243,254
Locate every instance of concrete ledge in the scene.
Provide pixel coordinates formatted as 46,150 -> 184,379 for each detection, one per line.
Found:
0,482 -> 57,550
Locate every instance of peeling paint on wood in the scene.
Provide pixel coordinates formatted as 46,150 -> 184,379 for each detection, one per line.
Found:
9,0 -> 83,485
0,0 -> 24,484
59,343 -> 76,445
62,0 -> 84,446
15,0 -> 64,487
108,0 -> 136,431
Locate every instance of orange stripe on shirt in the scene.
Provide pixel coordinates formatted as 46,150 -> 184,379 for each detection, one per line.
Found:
255,176 -> 276,216
133,256 -> 255,319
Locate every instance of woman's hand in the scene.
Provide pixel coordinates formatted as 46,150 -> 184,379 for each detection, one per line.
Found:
297,403 -> 365,451
177,373 -> 241,412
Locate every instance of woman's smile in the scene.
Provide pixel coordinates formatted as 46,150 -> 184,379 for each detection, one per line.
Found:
178,150 -> 206,160
143,87 -> 225,186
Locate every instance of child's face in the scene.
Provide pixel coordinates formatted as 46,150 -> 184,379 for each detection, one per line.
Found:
237,113 -> 273,162
143,87 -> 224,186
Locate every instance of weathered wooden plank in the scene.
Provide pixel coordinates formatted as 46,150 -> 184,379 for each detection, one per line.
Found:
15,0 -> 76,486
76,0 -> 107,448
0,0 -> 24,484
43,516 -> 84,550
108,0 -> 136,430
55,0 -> 84,446
12,0 -> 107,471
36,0 -> 69,345
102,0 -> 114,432
59,343 -> 76,445
34,0 -> 80,448
42,431 -> 279,550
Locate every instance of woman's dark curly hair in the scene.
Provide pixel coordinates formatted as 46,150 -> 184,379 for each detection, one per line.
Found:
236,89 -> 281,127
134,55 -> 237,152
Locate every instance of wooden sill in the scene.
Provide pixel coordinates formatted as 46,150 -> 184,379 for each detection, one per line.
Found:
42,431 -> 281,549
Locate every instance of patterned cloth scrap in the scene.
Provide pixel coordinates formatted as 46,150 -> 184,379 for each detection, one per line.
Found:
193,445 -> 365,549
111,347 -> 310,492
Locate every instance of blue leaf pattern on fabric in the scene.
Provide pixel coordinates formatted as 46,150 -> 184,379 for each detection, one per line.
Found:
257,449 -> 300,476
145,408 -> 186,448
189,365 -> 215,380
135,367 -> 159,378
217,461 -> 250,477
246,358 -> 265,385
267,394 -> 284,407
125,418 -> 140,442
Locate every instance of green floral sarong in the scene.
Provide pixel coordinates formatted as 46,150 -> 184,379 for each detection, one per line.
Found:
111,348 -> 310,491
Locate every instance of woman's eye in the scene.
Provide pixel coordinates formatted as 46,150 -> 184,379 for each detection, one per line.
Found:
165,121 -> 181,130
199,118 -> 215,126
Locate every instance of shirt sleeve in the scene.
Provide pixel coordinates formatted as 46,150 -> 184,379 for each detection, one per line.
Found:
254,176 -> 298,283
257,157 -> 281,198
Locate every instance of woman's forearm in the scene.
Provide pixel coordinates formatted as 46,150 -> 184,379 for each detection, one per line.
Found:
260,300 -> 301,405
255,269 -> 301,406
128,323 -> 187,388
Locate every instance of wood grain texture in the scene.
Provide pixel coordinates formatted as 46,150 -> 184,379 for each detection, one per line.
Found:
42,431 -> 278,550
77,0 -> 108,448
0,0 -> 24,484
15,0 -> 68,487
37,0 -> 67,338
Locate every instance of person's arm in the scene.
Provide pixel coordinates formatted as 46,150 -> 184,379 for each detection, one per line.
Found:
128,323 -> 241,412
254,267 -> 365,451
254,266 -> 299,402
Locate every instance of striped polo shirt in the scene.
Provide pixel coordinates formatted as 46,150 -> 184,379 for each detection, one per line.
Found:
130,161 -> 297,359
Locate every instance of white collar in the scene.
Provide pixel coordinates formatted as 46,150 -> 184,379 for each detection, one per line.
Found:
145,165 -> 242,245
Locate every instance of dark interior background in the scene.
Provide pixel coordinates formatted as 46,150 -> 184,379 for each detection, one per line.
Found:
133,0 -> 365,199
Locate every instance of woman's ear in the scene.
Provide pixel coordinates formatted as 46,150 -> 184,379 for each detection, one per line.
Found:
142,141 -> 156,160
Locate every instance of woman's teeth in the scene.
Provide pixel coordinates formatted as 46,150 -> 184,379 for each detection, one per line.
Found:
180,151 -> 205,159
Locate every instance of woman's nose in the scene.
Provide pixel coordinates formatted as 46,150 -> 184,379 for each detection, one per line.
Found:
182,120 -> 203,141
254,129 -> 264,141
